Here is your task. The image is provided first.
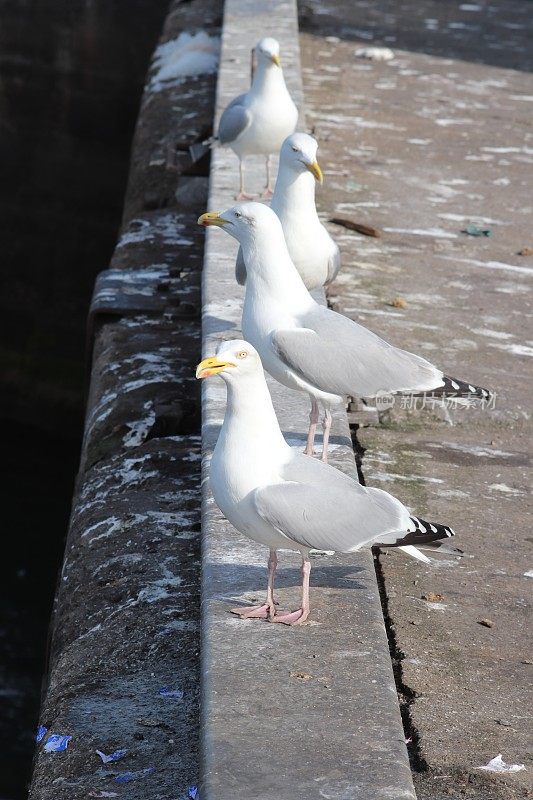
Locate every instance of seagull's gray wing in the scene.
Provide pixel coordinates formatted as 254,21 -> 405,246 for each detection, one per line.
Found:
272,305 -> 443,397
325,244 -> 341,284
218,93 -> 251,145
253,453 -> 409,552
235,245 -> 247,285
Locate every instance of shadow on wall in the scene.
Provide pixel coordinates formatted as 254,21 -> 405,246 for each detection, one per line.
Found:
0,1 -> 170,796
299,0 -> 533,72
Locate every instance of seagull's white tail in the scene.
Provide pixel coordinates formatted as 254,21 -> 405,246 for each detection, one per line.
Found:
398,545 -> 431,563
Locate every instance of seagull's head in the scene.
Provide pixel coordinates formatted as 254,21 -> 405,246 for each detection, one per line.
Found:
280,133 -> 323,183
196,340 -> 262,383
198,202 -> 283,251
255,37 -> 281,68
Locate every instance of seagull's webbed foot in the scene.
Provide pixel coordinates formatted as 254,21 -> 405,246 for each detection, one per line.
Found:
261,188 -> 274,199
271,607 -> 309,626
231,602 -> 276,620
235,191 -> 255,201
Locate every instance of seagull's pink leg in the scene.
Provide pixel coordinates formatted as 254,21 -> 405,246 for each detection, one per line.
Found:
272,557 -> 311,625
304,398 -> 319,456
261,155 -> 274,198
321,407 -> 333,463
231,549 -> 278,619
236,159 -> 254,201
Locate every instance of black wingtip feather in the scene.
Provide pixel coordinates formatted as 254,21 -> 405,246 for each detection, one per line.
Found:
436,375 -> 493,400
398,516 -> 456,546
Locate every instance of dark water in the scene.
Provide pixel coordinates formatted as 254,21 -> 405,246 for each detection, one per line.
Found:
0,1 -> 169,796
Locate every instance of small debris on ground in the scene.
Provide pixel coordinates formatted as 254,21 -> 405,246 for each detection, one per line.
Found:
478,754 -> 525,773
524,570 -> 533,578
477,618 -> 494,628
290,670 -> 313,680
114,767 -> 156,783
422,591 -> 444,602
36,725 -> 47,743
517,247 -> 533,256
159,687 -> 185,700
355,46 -> 395,61
496,719 -> 513,727
389,296 -> 408,309
136,717 -> 171,729
96,749 -> 128,764
89,793 -> 119,798
43,734 -> 72,753
188,786 -> 199,799
330,216 -> 381,237
461,224 -> 492,237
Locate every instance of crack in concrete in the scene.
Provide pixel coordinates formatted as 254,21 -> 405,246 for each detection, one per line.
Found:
350,418 -> 429,775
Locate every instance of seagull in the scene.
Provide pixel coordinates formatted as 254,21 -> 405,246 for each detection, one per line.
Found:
196,340 -> 456,625
217,37 -> 298,200
235,132 -> 340,289
199,203 -> 492,461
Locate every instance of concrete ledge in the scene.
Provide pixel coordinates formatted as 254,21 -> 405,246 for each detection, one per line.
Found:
200,1 -> 416,798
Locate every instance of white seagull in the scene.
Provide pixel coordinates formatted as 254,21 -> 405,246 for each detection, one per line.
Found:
199,203 -> 492,461
217,37 -> 298,200
235,133 -> 340,289
196,340 -> 456,625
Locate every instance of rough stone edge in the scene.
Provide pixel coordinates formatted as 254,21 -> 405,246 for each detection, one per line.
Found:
199,1 -> 417,798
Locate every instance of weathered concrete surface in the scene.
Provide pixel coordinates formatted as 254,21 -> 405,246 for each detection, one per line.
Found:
29,0 -> 222,796
300,2 -> 532,798
200,2 -> 415,799
122,1 -> 222,223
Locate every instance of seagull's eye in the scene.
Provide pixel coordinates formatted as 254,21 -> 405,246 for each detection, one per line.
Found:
234,211 -> 241,218
291,146 -> 299,152
237,350 -> 248,359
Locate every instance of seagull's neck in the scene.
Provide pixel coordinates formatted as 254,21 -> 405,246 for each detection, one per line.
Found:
250,62 -> 288,99
220,373 -> 290,462
241,229 -> 315,312
271,168 -> 319,222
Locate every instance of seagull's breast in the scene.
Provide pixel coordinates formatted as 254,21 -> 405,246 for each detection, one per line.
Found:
235,91 -> 298,155
242,296 -> 304,392
210,433 -> 291,550
282,219 -> 336,289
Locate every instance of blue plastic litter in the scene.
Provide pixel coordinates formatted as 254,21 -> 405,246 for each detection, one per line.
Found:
188,786 -> 199,799
114,767 -> 155,783
43,734 -> 72,752
159,687 -> 185,700
36,725 -> 47,743
96,748 -> 128,764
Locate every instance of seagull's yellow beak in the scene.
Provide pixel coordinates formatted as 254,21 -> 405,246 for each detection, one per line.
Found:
306,160 -> 323,184
271,54 -> 281,67
196,357 -> 235,379
197,212 -> 230,228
